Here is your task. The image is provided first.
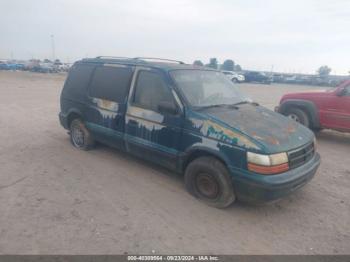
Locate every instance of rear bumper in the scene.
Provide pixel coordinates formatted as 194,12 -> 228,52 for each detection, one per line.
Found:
59,112 -> 69,129
229,153 -> 321,203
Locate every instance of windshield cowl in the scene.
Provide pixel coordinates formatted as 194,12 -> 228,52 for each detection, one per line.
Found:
193,100 -> 257,111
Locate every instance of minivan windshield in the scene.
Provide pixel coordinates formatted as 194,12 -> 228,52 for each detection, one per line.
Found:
170,70 -> 249,108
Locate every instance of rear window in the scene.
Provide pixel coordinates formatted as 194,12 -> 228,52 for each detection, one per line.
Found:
63,63 -> 95,98
89,65 -> 133,103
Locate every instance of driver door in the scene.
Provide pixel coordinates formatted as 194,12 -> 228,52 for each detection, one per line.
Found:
125,68 -> 184,170
331,86 -> 350,130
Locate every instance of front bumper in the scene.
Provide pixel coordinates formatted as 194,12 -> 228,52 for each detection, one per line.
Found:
229,153 -> 321,203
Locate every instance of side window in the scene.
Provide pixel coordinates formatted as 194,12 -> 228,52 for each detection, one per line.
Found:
133,71 -> 175,112
89,65 -> 133,103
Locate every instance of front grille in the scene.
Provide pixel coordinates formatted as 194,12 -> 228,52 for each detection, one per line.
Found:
288,143 -> 315,169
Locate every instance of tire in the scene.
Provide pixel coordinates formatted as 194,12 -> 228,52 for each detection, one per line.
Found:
185,156 -> 235,208
232,78 -> 238,83
69,118 -> 95,150
311,127 -> 322,134
285,107 -> 310,127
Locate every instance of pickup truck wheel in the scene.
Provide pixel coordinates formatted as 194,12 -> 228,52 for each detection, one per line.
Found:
232,78 -> 238,83
286,108 -> 310,127
312,127 -> 322,134
70,119 -> 95,150
185,157 -> 235,208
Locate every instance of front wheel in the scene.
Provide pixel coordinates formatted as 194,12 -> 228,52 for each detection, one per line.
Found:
70,118 -> 95,150
285,107 -> 310,128
185,157 -> 235,208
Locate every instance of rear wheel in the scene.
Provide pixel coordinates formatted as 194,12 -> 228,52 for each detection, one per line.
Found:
70,118 -> 95,150
185,156 -> 235,208
286,107 -> 310,127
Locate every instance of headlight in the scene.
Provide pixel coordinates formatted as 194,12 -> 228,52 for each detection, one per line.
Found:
247,152 -> 289,175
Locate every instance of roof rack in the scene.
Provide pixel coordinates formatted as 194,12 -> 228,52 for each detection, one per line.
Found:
133,57 -> 185,64
95,56 -> 132,60
93,56 -> 186,65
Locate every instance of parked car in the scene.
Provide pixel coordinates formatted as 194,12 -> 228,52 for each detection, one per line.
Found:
59,57 -> 320,208
0,62 -> 8,70
243,71 -> 272,84
58,63 -> 71,72
40,62 -> 58,73
0,62 -> 25,70
222,70 -> 245,83
271,73 -> 285,83
276,80 -> 350,133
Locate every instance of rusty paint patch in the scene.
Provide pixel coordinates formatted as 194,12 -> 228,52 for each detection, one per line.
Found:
266,136 -> 280,145
286,124 -> 296,134
251,131 -> 264,141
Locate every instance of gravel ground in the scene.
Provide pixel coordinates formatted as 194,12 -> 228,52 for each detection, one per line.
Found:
0,71 -> 349,254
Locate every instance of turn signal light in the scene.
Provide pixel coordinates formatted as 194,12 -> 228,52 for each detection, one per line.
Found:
248,163 -> 289,175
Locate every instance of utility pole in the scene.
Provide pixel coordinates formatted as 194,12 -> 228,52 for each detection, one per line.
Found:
51,34 -> 55,61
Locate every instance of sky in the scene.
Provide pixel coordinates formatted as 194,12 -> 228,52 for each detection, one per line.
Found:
0,0 -> 349,75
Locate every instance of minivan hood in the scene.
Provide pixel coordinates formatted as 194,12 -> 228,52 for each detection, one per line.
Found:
194,104 -> 314,154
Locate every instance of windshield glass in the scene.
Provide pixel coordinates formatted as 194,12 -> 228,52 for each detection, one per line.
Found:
170,70 -> 249,107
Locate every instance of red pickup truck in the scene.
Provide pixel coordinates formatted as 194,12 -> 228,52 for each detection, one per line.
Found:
276,80 -> 350,132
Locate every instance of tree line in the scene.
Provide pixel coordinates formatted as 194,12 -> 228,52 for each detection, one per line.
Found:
192,59 -> 342,77
193,58 -> 242,71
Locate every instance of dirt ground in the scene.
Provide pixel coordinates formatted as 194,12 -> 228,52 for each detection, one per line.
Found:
0,71 -> 349,255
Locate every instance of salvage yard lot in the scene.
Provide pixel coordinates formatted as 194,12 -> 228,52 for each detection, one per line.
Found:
0,71 -> 349,254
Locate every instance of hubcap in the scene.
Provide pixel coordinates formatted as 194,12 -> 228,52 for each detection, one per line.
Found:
288,113 -> 300,123
72,125 -> 85,147
195,173 -> 219,199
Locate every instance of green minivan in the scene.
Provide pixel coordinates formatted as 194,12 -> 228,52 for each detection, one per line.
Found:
59,57 -> 321,208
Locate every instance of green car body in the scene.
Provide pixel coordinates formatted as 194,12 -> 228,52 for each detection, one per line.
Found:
59,57 -> 320,207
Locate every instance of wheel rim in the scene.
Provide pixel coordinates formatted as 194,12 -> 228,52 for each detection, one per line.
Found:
71,124 -> 85,147
195,173 -> 220,199
288,113 -> 300,123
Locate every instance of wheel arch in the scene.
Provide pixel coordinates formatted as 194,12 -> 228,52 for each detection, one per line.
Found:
279,99 -> 320,128
67,109 -> 84,128
181,147 -> 230,173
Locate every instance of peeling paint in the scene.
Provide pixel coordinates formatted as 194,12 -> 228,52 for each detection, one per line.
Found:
92,98 -> 119,119
93,98 -> 119,111
128,106 -> 164,123
128,118 -> 164,131
200,120 -> 260,150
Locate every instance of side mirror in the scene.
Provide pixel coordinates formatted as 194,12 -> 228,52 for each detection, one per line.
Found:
158,101 -> 178,115
336,88 -> 346,96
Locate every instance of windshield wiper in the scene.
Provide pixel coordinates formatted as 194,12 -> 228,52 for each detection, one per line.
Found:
196,104 -> 238,111
232,100 -> 250,106
232,100 -> 259,106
